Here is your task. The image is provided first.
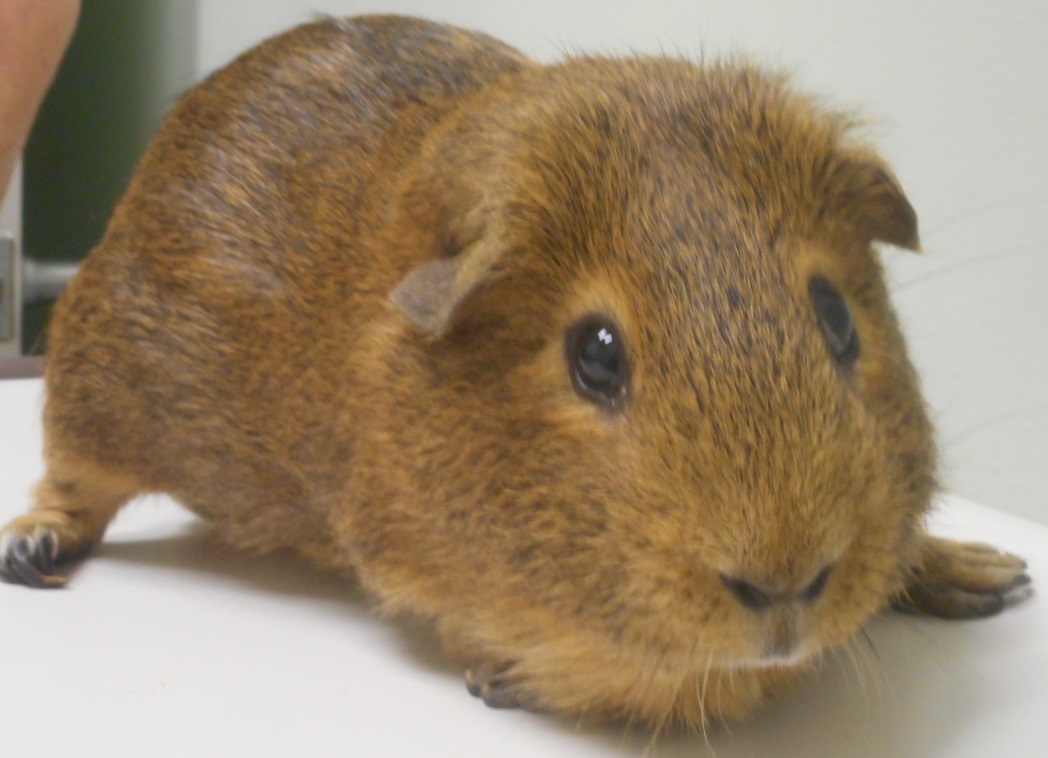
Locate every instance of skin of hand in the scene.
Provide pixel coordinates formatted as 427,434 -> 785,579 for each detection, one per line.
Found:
0,0 -> 81,205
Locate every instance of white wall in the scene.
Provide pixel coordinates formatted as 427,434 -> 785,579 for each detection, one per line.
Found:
196,0 -> 1048,524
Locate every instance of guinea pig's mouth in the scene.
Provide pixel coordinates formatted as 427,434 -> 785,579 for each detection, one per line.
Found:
713,614 -> 822,671
729,648 -> 814,671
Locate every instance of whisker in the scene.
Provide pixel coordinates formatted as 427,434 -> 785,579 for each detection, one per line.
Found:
715,666 -> 735,741
859,628 -> 880,664
698,651 -> 715,753
890,243 -> 1041,293
938,405 -> 1048,452
843,638 -> 872,717
858,624 -> 901,719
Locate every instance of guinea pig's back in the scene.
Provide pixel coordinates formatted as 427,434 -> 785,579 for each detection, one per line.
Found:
42,17 -> 529,543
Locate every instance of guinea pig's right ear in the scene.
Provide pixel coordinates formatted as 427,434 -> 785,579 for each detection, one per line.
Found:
389,137 -> 505,336
389,239 -> 502,337
841,159 -> 920,251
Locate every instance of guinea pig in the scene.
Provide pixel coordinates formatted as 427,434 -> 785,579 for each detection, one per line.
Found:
0,14 -> 1031,729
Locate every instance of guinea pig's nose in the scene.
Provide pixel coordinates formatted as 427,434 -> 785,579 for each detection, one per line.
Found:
721,565 -> 836,611
802,565 -> 834,602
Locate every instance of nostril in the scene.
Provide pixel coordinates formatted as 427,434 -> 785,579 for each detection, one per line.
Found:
804,565 -> 835,602
721,574 -> 773,611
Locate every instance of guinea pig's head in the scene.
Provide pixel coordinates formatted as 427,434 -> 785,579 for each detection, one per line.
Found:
371,57 -> 936,720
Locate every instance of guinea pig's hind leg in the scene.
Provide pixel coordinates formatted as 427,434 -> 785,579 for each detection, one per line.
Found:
0,458 -> 137,588
891,534 -> 1031,618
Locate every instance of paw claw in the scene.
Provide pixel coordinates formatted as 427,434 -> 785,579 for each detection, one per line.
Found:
1010,572 -> 1032,589
465,663 -> 525,710
36,532 -> 58,575
0,529 -> 70,589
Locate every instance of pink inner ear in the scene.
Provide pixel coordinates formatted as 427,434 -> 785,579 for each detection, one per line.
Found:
388,235 -> 502,337
389,257 -> 463,336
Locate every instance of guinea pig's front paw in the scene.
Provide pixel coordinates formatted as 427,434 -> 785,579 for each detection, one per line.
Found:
892,535 -> 1031,618
0,512 -> 94,589
464,661 -> 533,710
0,521 -> 67,588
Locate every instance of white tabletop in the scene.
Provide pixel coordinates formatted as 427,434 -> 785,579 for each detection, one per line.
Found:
1,377 -> 1045,757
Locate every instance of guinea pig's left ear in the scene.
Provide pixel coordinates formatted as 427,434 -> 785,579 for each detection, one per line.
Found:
845,160 -> 920,251
389,239 -> 501,337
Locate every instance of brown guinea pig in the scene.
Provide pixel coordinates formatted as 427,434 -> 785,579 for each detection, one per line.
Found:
0,14 -> 1030,729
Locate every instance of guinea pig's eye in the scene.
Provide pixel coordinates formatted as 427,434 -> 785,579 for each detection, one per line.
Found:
809,276 -> 859,367
566,316 -> 629,411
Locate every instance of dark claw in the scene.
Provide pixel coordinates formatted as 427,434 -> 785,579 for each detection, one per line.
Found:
465,665 -> 524,710
36,532 -> 57,575
1010,572 -> 1032,589
1003,579 -> 1035,609
11,538 -> 59,588
0,534 -> 67,589
479,680 -> 519,709
0,559 -> 16,585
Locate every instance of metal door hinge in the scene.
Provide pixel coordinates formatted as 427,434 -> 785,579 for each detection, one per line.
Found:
0,236 -> 14,342
22,258 -> 79,305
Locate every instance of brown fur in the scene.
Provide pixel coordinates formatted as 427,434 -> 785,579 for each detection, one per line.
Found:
0,15 -> 1028,730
